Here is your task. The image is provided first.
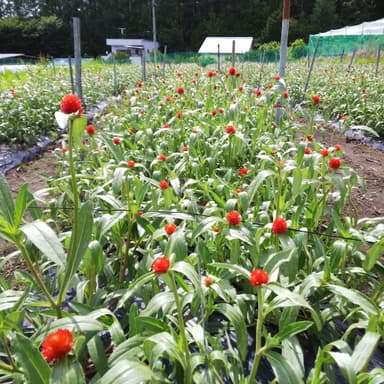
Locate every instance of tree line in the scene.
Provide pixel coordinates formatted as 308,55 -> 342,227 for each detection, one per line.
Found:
0,0 -> 383,58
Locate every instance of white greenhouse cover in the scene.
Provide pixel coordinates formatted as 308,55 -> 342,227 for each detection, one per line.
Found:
198,36 -> 253,54
314,18 -> 384,36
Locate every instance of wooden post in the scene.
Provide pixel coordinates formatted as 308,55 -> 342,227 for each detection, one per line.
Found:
217,44 -> 220,72
162,45 -> 167,78
68,57 -> 75,94
375,45 -> 381,76
340,48 -> 344,63
232,40 -> 235,67
73,17 -> 82,99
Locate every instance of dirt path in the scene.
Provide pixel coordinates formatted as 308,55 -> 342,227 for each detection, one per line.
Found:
316,128 -> 384,218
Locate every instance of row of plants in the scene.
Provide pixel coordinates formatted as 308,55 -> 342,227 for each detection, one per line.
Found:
1,58 -> 384,148
0,62 -> 142,146
0,65 -> 383,383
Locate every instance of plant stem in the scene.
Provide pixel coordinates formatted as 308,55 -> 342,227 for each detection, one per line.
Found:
56,117 -> 80,313
247,287 -> 264,384
169,272 -> 192,384
16,241 -> 60,317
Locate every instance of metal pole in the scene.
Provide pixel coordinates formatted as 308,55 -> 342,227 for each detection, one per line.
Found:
375,45 -> 381,76
258,50 -> 265,89
348,48 -> 356,70
217,44 -> 220,72
302,38 -> 320,99
73,17 -> 82,99
113,53 -> 117,95
141,48 -> 146,82
162,45 -> 167,78
276,0 -> 290,124
68,57 -> 75,94
232,40 -> 235,67
152,0 -> 157,66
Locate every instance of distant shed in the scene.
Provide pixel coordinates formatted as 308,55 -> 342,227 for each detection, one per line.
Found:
198,37 -> 253,54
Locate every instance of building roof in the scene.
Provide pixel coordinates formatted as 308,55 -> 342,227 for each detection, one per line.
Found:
106,38 -> 158,47
0,53 -> 24,60
312,18 -> 384,37
198,36 -> 253,54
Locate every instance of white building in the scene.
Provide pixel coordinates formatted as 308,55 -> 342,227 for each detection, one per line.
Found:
106,38 -> 159,61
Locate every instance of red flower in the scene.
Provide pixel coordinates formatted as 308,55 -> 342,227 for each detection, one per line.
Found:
271,150 -> 277,156
200,201 -> 207,206
320,148 -> 329,157
329,157 -> 341,169
249,269 -> 269,286
159,180 -> 169,190
307,135 -> 313,142
165,96 -> 171,102
283,91 -> 289,98
227,210 -> 241,226
304,147 -> 311,154
177,86 -> 184,94
211,110 -> 217,116
137,82 -> 143,87
86,124 -> 95,135
255,89 -> 262,96
164,223 -> 177,235
312,95 -> 321,104
226,125 -> 236,135
127,160 -> 135,167
41,329 -> 74,362
274,75 -> 280,81
205,276 -> 213,286
239,168 -> 248,175
163,123 -> 169,128
137,210 -> 143,216
213,225 -> 220,233
236,188 -> 243,194
60,94 -> 83,115
176,111 -> 182,119
272,217 -> 288,234
228,66 -> 236,76
61,147 -> 68,153
152,256 -> 170,274
238,86 -> 243,92
334,144 -> 342,151
218,108 -> 224,113
208,71 -> 216,77
159,154 -> 167,161
112,137 -> 120,145
182,146 -> 188,152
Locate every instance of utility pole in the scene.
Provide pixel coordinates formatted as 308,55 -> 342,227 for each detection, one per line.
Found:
152,0 -> 157,66
276,0 -> 290,124
73,17 -> 82,100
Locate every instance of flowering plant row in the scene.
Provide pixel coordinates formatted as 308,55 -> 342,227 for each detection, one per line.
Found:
0,64 -> 383,383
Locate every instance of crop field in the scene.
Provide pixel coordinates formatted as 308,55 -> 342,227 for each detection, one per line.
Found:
0,60 -> 383,383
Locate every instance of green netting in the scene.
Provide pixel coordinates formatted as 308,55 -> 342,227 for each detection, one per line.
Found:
308,34 -> 384,57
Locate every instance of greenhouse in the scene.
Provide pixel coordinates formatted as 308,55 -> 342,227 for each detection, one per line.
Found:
309,18 -> 384,57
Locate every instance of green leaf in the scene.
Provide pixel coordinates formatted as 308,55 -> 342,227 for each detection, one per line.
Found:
21,220 -> 66,267
50,356 -> 86,384
14,183 -> 28,228
351,332 -> 381,373
364,237 -> 384,271
274,321 -> 313,342
100,132 -> 124,162
171,261 -> 203,297
12,333 -> 50,384
326,284 -> 379,315
71,115 -> 87,148
210,262 -> 250,279
214,303 -> 248,361
165,232 -> 188,261
328,351 -> 356,384
247,170 -> 274,203
0,174 -> 15,225
87,335 -> 108,376
264,350 -> 304,384
95,360 -> 156,384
